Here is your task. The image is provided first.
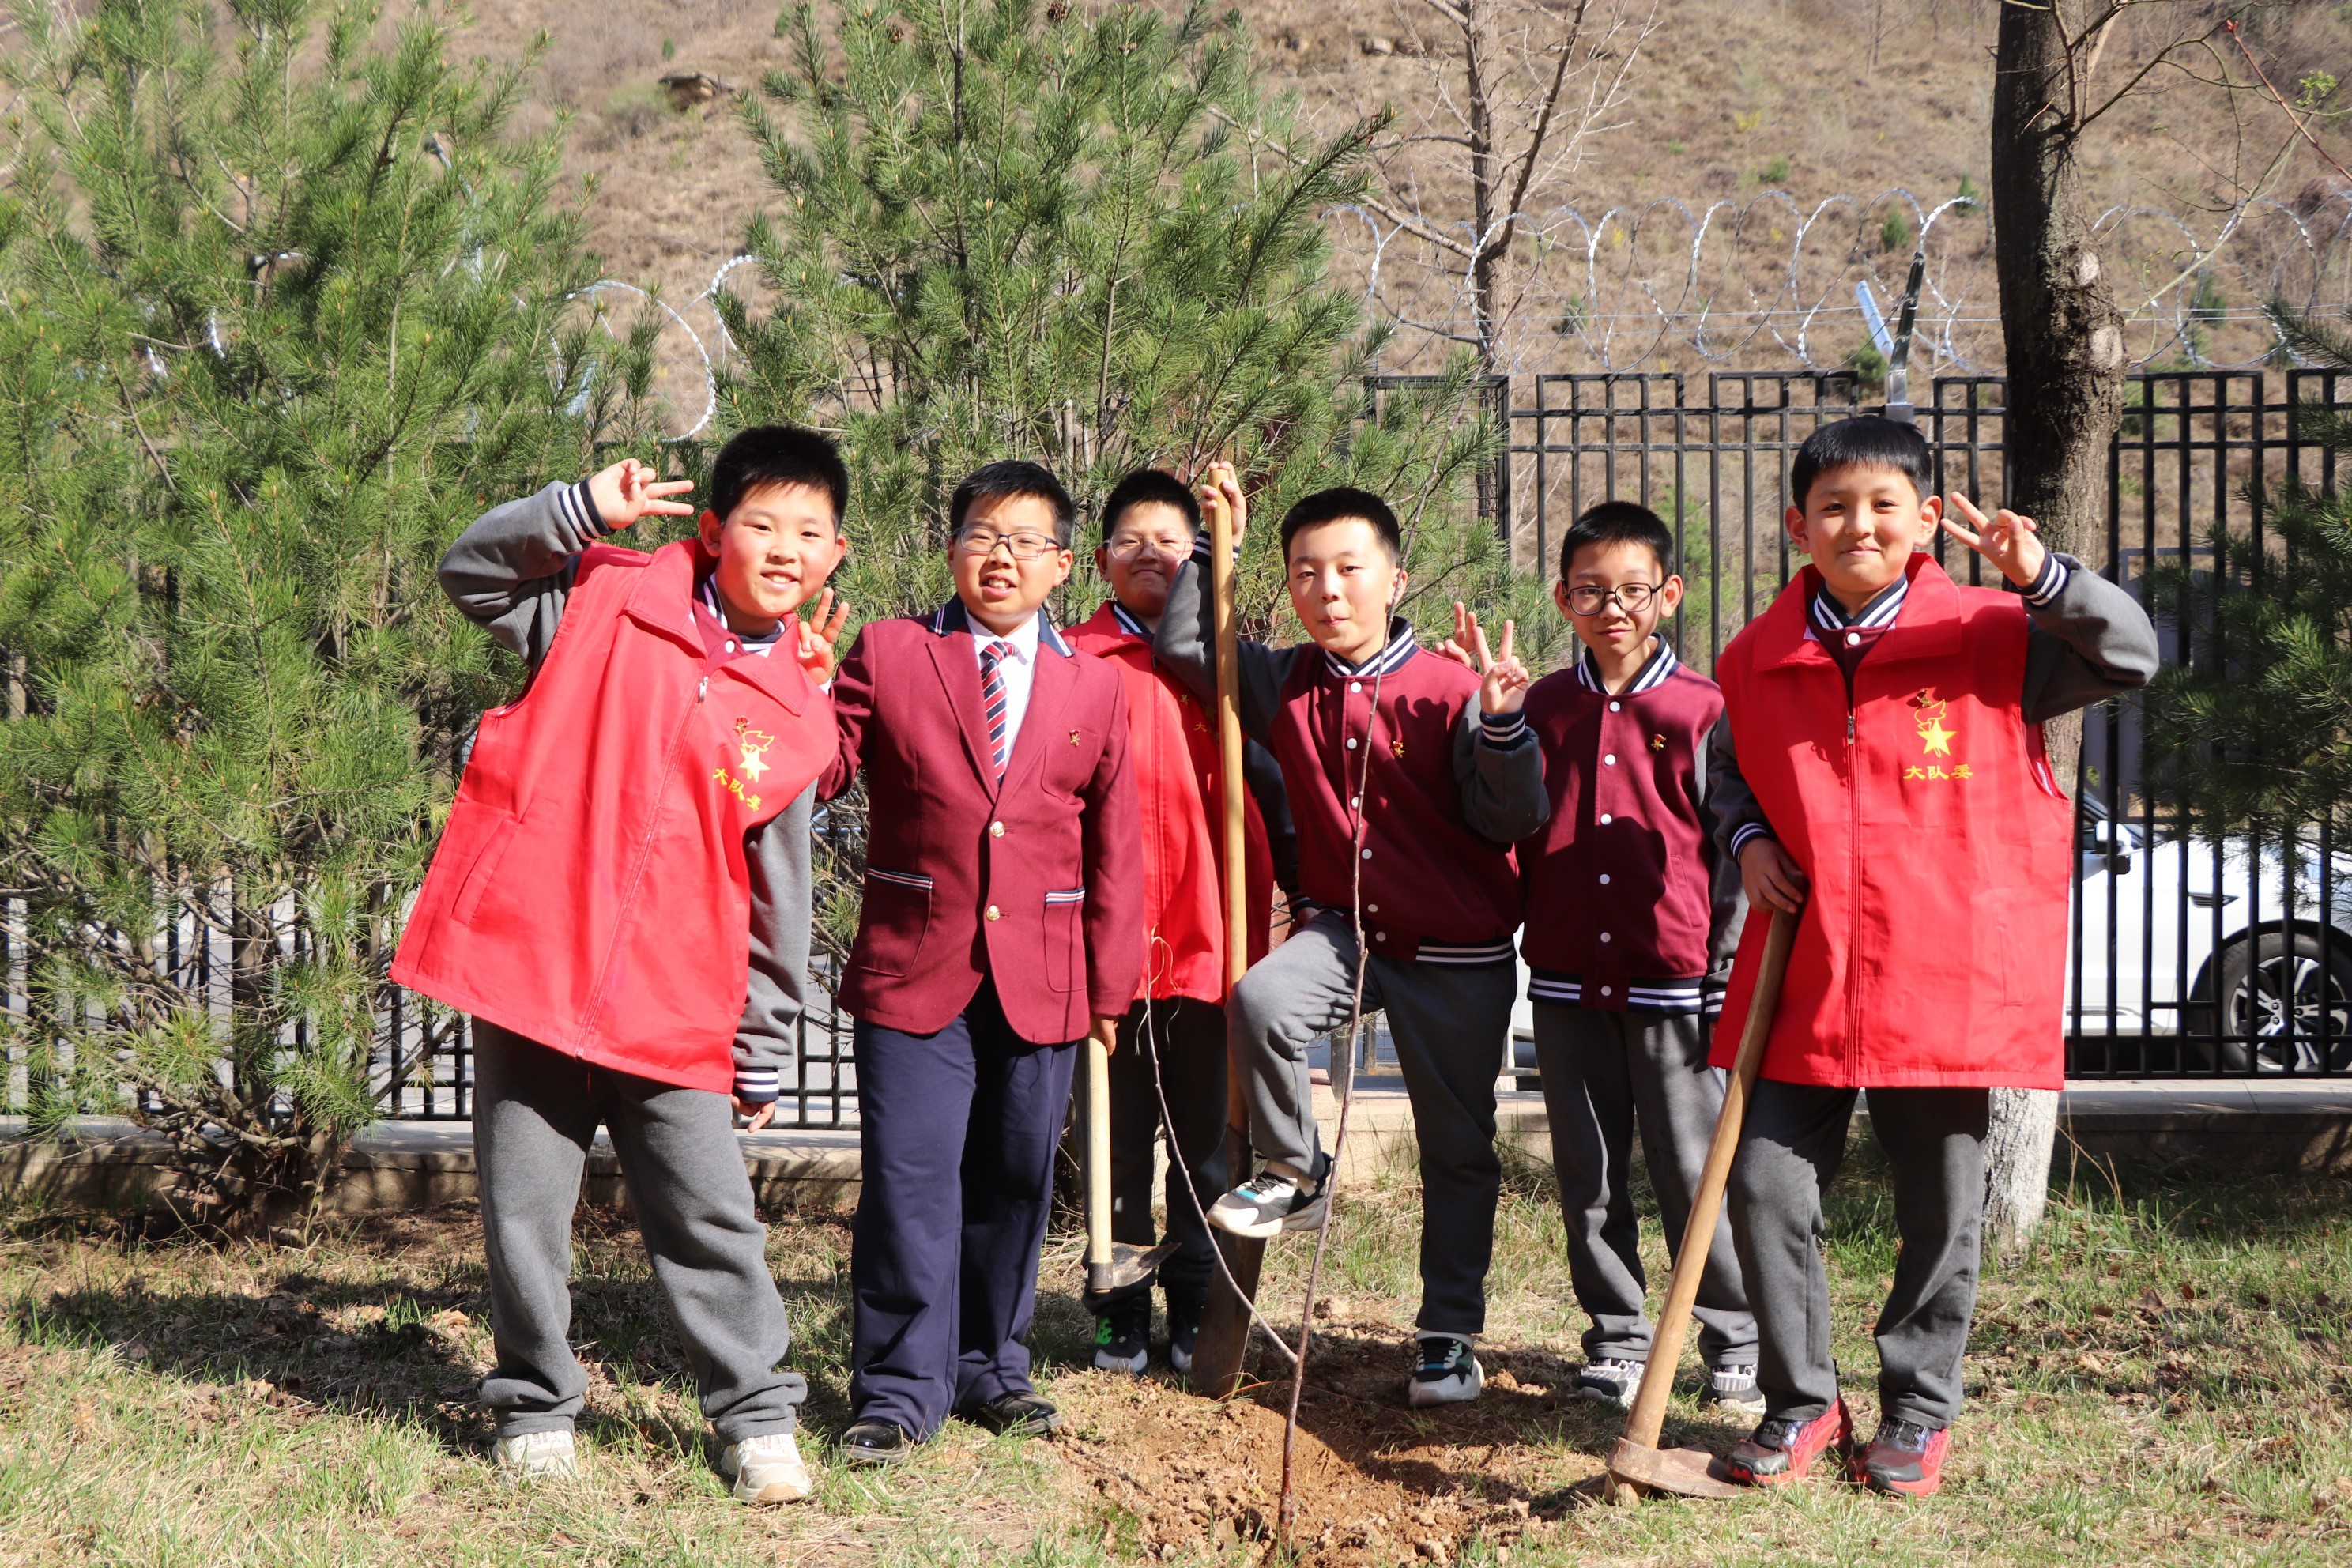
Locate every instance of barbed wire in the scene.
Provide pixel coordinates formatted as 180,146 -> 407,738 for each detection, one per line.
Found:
1340,184 -> 2352,378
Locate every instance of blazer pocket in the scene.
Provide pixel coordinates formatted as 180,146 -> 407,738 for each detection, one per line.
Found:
851,867 -> 933,980
1044,886 -> 1085,993
451,812 -> 522,928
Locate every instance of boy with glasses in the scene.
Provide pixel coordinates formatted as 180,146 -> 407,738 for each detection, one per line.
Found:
817,460 -> 1144,1464
1446,501 -> 1761,1417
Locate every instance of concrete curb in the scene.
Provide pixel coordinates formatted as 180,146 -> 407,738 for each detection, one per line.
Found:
3,1080 -> 2345,1218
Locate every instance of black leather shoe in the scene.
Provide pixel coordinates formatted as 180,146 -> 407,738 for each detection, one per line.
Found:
962,1391 -> 1062,1438
839,1417 -> 914,1465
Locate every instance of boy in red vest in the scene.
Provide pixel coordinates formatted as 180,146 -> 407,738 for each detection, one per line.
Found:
1157,470 -> 1548,1407
820,461 -> 1144,1464
1711,416 -> 2156,1496
392,426 -> 853,1502
1067,469 -> 1280,1378
1453,501 -> 1760,1415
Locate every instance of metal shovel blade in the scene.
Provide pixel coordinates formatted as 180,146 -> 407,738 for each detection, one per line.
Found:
1606,1437 -> 1747,1500
1083,1241 -> 1180,1310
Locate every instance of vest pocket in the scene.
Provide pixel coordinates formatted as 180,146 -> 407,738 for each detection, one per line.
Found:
452,813 -> 521,928
1045,887 -> 1085,992
851,868 -> 933,979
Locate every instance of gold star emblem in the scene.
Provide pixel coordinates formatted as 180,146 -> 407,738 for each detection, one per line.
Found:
734,719 -> 775,782
1391,740 -> 1407,759
1918,717 -> 1956,756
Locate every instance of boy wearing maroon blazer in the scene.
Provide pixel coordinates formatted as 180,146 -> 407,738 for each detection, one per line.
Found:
1067,468 -> 1280,1378
819,460 -> 1144,1464
1711,416 -> 2156,1496
1155,470 -> 1547,1408
1466,501 -> 1761,1417
393,426 -> 853,1503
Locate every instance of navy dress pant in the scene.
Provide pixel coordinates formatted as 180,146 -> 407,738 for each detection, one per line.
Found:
848,978 -> 1080,1439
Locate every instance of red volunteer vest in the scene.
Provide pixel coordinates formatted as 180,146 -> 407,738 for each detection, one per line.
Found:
391,541 -> 834,1092
1065,604 -> 1272,1004
1711,554 -> 2074,1089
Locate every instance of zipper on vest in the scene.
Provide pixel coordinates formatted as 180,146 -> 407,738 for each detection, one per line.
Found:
1846,697 -> 1863,1072
698,675 -> 709,703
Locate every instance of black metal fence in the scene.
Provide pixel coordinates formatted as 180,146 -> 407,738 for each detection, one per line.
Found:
9,371 -> 2343,1131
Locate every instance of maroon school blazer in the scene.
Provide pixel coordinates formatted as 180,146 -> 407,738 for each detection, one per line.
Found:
819,600 -> 1145,1044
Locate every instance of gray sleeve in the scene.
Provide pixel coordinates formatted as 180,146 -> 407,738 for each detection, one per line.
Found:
1450,706 -> 1550,844
437,481 -> 609,671
2018,553 -> 2161,724
1152,538 -> 1295,747
1707,711 -> 1777,859
733,782 -> 816,1103
1690,740 -> 1750,999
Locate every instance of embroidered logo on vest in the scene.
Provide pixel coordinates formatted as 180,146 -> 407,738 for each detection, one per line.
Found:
1904,689 -> 1971,782
733,718 -> 775,782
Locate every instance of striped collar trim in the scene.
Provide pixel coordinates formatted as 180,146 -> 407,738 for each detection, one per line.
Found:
1108,601 -> 1150,640
1574,638 -> 1678,695
695,575 -> 782,650
930,597 -> 1072,657
1807,576 -> 1907,639
1322,619 -> 1418,680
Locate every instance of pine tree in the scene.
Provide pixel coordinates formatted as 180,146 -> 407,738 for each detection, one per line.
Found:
2142,302 -> 2352,835
0,0 -> 662,1224
722,0 -> 1555,966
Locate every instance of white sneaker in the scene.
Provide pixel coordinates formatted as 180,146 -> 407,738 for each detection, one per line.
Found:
1574,1356 -> 1645,1409
1206,1167 -> 1327,1239
492,1428 -> 578,1481
1407,1335 -> 1484,1408
719,1431 -> 814,1505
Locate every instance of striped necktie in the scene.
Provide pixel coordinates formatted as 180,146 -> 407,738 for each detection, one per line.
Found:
978,639 -> 1011,782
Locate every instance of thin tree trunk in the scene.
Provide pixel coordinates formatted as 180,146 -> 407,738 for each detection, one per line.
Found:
1984,3 -> 2128,1252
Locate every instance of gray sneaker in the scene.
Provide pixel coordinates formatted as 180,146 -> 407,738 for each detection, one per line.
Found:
492,1428 -> 578,1482
1206,1167 -> 1327,1239
1574,1357 -> 1644,1408
1706,1363 -> 1766,1415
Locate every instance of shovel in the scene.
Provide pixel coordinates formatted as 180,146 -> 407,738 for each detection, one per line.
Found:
1084,1028 -> 1179,1309
1604,903 -> 1800,1502
1184,475 -> 1264,1396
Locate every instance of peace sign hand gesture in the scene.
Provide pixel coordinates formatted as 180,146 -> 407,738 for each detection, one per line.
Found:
1449,601 -> 1531,716
794,588 -> 850,684
1942,492 -> 2049,590
584,458 -> 697,533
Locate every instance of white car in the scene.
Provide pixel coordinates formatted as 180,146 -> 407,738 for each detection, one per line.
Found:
2070,794 -> 2352,1074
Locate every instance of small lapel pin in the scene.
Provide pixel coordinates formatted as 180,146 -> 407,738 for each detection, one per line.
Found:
1069,729 -> 1081,746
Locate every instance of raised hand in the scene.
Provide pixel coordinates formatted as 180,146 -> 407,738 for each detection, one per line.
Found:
1432,600 -> 1479,669
585,458 -> 697,533
794,588 -> 849,684
1942,492 -> 2049,590
1196,461 -> 1246,541
1459,605 -> 1531,716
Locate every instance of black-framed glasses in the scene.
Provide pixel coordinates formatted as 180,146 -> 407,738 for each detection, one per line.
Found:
953,527 -> 1064,561
1566,582 -> 1660,616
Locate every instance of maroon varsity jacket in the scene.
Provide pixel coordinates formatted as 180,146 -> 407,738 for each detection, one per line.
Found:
1153,541 -> 1547,963
1516,639 -> 1745,1016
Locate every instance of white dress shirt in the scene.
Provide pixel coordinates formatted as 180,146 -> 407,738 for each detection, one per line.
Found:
970,610 -> 1042,756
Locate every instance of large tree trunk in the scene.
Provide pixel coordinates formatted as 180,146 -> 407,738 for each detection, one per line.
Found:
1983,5 -> 2128,1253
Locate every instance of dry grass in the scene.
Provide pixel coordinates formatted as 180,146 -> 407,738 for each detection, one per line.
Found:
2,1137 -> 2347,1566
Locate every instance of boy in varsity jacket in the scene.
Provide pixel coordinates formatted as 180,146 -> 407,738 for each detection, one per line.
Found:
1155,469 -> 1547,1408
820,461 -> 1144,1465
1449,501 -> 1760,1417
1710,416 -> 2158,1497
391,426 -> 853,1503
1066,469 -> 1278,1378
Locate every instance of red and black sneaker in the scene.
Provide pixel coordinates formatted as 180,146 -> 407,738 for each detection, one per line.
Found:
1724,1399 -> 1854,1487
1852,1419 -> 1950,1498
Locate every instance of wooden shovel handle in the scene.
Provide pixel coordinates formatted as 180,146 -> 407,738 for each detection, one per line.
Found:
1619,903 -> 1801,1455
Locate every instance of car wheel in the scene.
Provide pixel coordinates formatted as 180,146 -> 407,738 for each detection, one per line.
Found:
2215,929 -> 2352,1074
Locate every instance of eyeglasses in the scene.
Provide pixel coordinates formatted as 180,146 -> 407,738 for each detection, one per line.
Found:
1566,582 -> 1660,616
1105,533 -> 1190,560
953,527 -> 1064,562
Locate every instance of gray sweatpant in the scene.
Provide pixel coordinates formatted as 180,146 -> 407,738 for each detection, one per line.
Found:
1532,1004 -> 1756,1367
471,1020 -> 806,1440
1726,1080 -> 1988,1430
1227,910 -> 1513,1336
